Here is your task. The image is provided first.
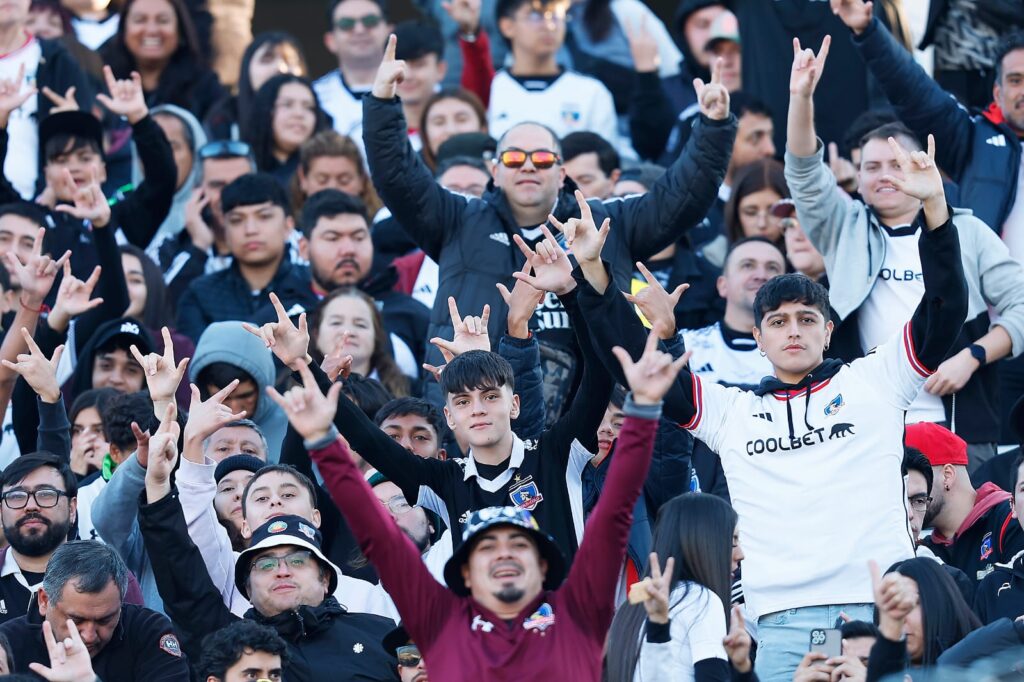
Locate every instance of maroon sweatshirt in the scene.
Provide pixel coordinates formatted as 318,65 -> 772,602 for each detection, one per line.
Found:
309,415 -> 657,682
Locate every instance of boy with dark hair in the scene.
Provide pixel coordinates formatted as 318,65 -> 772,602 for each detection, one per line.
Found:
561,131 -> 621,200
903,445 -> 934,546
374,397 -> 449,460
176,173 -> 319,341
198,621 -> 289,682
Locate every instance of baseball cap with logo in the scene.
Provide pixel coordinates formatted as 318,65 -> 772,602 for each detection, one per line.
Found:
905,422 -> 968,467
234,514 -> 342,599
443,506 -> 566,597
703,10 -> 740,52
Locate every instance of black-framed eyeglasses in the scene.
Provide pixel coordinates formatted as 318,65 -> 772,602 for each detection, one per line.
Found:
396,645 -> 421,667
198,140 -> 253,160
2,488 -> 68,509
335,14 -> 383,31
909,495 -> 932,512
251,550 -> 314,574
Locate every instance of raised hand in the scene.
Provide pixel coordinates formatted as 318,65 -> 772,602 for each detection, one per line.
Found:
790,36 -> 831,98
54,168 -> 111,228
0,328 -> 63,404
625,261 -> 688,340
183,382 -> 247,451
131,421 -> 151,468
869,559 -> 918,642
41,85 -> 79,113
184,188 -> 214,251
882,134 -> 944,205
424,297 -> 491,380
722,604 -> 753,674
372,34 -> 407,100
549,190 -> 610,265
0,63 -> 36,126
792,652 -> 833,682
442,0 -> 481,36
96,65 -> 148,124
496,261 -> 544,339
48,261 -> 103,333
831,0 -> 873,34
129,327 -> 189,403
624,16 -> 660,74
5,227 -> 70,309
241,292 -> 311,371
611,324 -> 691,405
693,57 -> 730,121
828,142 -> 858,193
28,620 -> 96,682
321,332 -> 354,382
144,402 -> 181,491
266,361 -> 344,442
641,552 -> 674,624
512,226 -> 575,295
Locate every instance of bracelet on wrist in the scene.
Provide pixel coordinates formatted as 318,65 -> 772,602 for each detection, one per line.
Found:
20,297 -> 49,314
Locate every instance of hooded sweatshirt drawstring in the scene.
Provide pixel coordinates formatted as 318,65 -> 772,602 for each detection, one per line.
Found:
782,381 -> 816,439
803,382 -> 814,432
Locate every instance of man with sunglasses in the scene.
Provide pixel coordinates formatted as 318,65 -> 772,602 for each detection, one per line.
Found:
365,35 -> 735,412
0,453 -> 144,625
384,625 -> 429,682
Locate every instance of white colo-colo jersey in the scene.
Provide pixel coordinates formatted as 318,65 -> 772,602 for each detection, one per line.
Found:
683,323 -> 923,617
313,71 -> 366,141
682,322 -> 773,386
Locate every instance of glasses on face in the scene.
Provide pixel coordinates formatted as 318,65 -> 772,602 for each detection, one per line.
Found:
909,495 -> 932,512
198,140 -> 253,160
396,645 -> 422,667
385,495 -> 413,516
780,217 -> 799,232
2,488 -> 68,509
496,149 -> 561,169
251,550 -> 314,574
335,14 -> 383,31
518,7 -> 566,25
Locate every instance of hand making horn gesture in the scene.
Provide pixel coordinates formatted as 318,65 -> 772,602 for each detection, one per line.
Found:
790,35 -> 831,99
694,57 -> 730,121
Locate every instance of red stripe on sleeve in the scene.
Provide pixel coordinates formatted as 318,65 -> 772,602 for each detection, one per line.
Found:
903,322 -> 932,377
681,376 -> 703,430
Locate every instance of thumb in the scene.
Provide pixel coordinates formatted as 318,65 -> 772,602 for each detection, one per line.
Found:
495,282 -> 512,304
828,141 -> 839,167
868,559 -> 881,591
326,380 -> 343,405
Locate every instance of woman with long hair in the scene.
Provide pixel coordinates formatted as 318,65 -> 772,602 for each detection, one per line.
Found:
723,159 -> 790,246
100,0 -> 224,120
204,31 -> 308,141
419,87 -> 487,170
309,287 -> 410,398
606,493 -> 744,681
242,73 -> 330,188
290,129 -> 382,217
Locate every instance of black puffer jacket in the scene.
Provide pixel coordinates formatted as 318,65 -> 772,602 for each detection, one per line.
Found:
362,95 -> 736,374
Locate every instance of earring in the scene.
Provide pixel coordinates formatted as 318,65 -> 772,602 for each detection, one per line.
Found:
824,342 -> 830,351
758,349 -> 766,357
945,485 -> 950,492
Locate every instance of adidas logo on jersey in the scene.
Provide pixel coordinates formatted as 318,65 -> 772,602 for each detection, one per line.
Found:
752,412 -> 773,422
489,232 -> 510,246
695,363 -> 714,373
986,135 -> 1007,147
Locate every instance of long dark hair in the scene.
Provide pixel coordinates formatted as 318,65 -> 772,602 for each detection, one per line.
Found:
119,244 -> 172,329
242,74 -> 329,173
237,32 -> 308,129
889,558 -> 980,665
605,494 -> 737,681
724,159 -> 789,244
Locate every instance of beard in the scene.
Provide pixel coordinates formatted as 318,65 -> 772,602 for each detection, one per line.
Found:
493,585 -> 526,604
923,497 -> 943,529
4,514 -> 70,557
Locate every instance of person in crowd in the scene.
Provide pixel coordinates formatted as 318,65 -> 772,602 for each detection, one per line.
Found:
777,201 -> 826,283
68,388 -> 117,479
196,620 -> 289,682
786,37 -> 1024,467
151,139 -> 256,305
241,74 -> 330,189
382,624 -> 428,682
175,173 -> 319,341
100,0 -> 224,120
313,0 -> 390,141
374,396 -> 448,461
562,131 -> 620,200
364,34 -> 734,412
418,87 -> 488,171
297,188 -> 429,371
0,0 -> 93,200
722,160 -> 788,249
28,0 -> 105,83
134,104 -> 207,253
663,1 -> 724,114
189,321 -> 287,460
832,5 -> 1024,445
974,454 -> 1024,623
291,129 -> 382,217
138,406 -> 399,678
61,0 -> 121,50
903,446 -> 934,553
571,47 -> 968,679
392,20 -> 448,151
487,0 -> 623,155
605,494 -> 746,680
279,305 -> 683,680
865,557 -> 980,679
205,31 -> 308,141
366,471 -> 450,582
906,422 -> 1024,584
0,540 -> 189,679
841,619 -> 879,665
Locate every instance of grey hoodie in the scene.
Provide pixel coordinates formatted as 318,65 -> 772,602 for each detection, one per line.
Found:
188,322 -> 287,462
132,104 -> 208,256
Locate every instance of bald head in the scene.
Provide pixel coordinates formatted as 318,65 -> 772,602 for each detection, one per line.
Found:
497,122 -> 562,156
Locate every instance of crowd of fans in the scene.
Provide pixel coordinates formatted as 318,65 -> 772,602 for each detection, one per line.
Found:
0,0 -> 1020,680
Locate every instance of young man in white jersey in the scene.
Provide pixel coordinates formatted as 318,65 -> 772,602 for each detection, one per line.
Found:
488,0 -> 624,155
784,34 -> 1024,470
569,38 -> 969,682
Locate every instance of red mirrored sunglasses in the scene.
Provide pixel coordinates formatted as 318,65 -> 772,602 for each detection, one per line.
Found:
497,149 -> 561,169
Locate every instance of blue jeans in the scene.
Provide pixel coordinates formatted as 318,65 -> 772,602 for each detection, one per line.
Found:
754,603 -> 874,682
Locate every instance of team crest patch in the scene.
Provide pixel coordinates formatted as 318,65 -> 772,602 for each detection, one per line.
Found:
159,633 -> 182,657
523,603 -> 556,633
981,532 -> 994,561
297,522 -> 316,540
267,520 -> 288,534
509,476 -> 544,511
561,107 -> 581,126
824,394 -> 844,417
